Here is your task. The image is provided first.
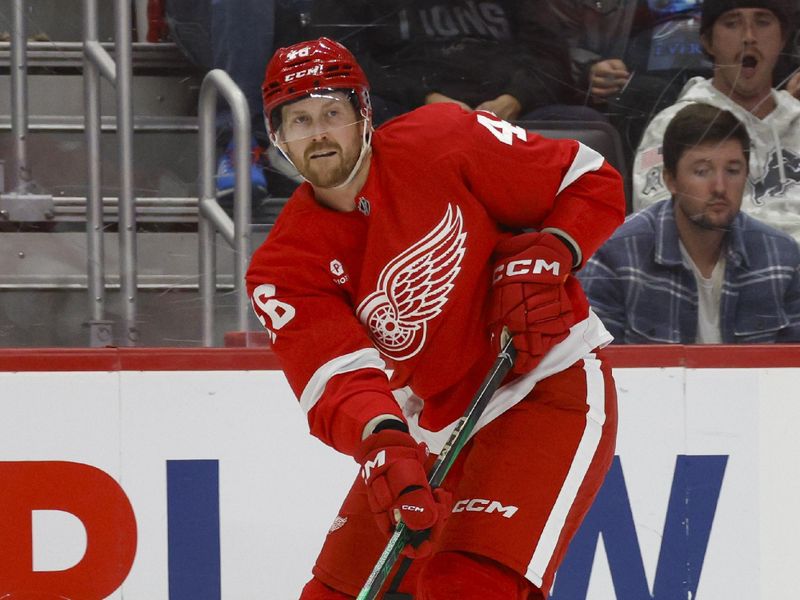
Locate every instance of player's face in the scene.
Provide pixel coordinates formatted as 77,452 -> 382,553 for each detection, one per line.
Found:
278,92 -> 364,188
702,8 -> 785,100
665,139 -> 747,232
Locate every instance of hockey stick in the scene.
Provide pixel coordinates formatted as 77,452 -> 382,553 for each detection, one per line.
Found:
356,334 -> 517,600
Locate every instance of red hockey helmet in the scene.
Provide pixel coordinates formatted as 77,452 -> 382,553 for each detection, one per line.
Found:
262,37 -> 371,139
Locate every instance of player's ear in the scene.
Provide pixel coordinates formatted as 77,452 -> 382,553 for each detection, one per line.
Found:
700,31 -> 714,61
359,107 -> 374,133
663,168 -> 677,196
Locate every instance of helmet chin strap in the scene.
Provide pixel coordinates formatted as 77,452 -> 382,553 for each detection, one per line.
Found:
332,118 -> 372,190
270,116 -> 373,190
271,141 -> 312,185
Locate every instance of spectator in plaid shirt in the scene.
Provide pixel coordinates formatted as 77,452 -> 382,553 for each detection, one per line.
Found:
580,103 -> 800,343
631,0 -> 800,243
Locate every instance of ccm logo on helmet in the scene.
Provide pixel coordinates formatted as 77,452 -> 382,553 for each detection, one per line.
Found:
401,505 -> 425,513
493,259 -> 560,283
285,64 -> 324,82
452,498 -> 518,518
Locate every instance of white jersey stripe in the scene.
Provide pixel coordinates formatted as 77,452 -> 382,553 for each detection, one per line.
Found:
557,143 -> 605,195
399,310 -> 612,455
299,348 -> 387,414
525,354 -> 607,588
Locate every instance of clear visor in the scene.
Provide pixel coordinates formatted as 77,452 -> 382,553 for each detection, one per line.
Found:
275,89 -> 365,144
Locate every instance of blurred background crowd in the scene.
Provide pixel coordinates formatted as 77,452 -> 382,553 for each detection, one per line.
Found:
1,0 -> 799,346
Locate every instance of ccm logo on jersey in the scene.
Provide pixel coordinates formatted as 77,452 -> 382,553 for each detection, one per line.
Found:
285,64 -> 323,82
361,450 -> 386,482
452,498 -> 518,518
493,258 -> 560,283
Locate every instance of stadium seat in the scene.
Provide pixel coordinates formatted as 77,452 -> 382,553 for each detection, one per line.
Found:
517,120 -> 632,213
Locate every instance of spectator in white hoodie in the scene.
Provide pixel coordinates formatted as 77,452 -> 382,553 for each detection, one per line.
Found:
632,0 -> 800,242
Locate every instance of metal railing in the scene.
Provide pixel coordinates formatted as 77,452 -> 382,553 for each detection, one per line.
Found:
197,69 -> 252,347
8,0 -> 33,195
83,0 -> 136,346
0,0 -> 55,222
3,3 -> 252,348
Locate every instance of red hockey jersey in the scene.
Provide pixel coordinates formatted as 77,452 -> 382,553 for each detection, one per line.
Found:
246,104 -> 624,457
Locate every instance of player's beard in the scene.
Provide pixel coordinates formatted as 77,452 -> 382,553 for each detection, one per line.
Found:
298,138 -> 360,189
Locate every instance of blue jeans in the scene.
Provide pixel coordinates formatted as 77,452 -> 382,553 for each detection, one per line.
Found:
165,0 -> 276,143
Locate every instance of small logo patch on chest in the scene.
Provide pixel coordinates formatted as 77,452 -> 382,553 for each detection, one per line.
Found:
329,259 -> 349,285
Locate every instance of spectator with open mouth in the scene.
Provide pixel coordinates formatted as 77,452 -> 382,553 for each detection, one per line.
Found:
631,0 -> 800,244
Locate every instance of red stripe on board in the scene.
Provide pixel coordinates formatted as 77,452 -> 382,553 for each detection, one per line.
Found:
0,347 -> 281,371
0,345 -> 798,372
0,349 -> 122,371
603,345 -> 800,368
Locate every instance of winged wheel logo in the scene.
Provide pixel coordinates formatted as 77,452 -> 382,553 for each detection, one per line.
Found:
356,205 -> 467,361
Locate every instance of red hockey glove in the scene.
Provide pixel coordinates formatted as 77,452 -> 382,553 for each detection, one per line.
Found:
488,232 -> 577,374
355,429 -> 451,558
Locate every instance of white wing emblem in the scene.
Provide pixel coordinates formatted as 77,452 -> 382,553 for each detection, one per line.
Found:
357,204 -> 467,361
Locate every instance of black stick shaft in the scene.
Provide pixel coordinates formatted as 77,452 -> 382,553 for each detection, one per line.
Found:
356,338 -> 516,600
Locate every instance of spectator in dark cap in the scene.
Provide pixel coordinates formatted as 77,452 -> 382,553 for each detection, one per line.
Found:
632,0 -> 800,244
701,0 -> 800,95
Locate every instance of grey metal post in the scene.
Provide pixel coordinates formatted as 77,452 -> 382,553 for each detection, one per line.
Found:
83,0 -> 113,346
0,0 -> 54,223
114,0 -> 138,346
10,0 -> 31,193
81,0 -> 138,346
198,69 -> 252,346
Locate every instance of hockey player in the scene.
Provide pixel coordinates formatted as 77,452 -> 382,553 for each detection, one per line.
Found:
247,37 -> 625,599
